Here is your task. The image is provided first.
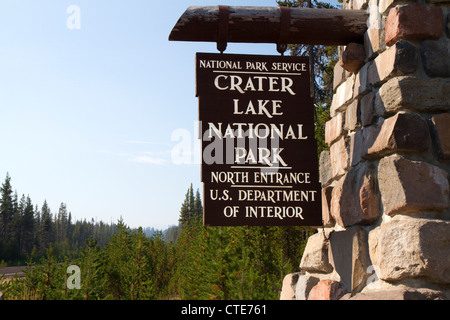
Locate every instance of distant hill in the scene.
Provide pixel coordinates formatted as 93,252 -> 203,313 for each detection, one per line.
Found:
142,225 -> 180,244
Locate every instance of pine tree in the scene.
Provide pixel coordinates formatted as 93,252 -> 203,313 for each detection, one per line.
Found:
0,173 -> 15,241
103,217 -> 130,299
56,202 -> 68,242
0,173 -> 17,262
194,189 -> 203,220
164,225 -> 180,244
12,195 -> 26,259
39,200 -> 53,253
179,184 -> 199,225
179,188 -> 190,226
21,196 -> 35,257
67,211 -> 73,242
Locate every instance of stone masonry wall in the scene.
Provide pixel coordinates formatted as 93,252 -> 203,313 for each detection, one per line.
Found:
280,0 -> 450,300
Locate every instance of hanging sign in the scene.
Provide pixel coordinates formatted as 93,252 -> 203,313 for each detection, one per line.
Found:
196,52 -> 322,226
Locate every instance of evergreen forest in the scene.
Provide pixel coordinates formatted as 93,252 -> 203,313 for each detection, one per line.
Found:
0,176 -> 314,300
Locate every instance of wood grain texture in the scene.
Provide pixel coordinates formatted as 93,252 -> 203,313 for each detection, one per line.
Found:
169,6 -> 368,45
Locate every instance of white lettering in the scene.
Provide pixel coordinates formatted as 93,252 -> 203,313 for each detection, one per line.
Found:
234,147 -> 287,167
224,206 -> 239,217
207,122 -> 307,140
213,75 -> 296,95
244,206 -> 304,220
238,189 -> 316,204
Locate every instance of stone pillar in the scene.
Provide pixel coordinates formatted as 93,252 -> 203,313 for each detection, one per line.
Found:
281,0 -> 450,300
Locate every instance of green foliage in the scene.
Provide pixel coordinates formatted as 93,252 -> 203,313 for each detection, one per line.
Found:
170,188 -> 314,300
1,221 -> 176,300
314,102 -> 331,156
277,0 -> 337,155
1,182 -> 313,300
179,183 -> 202,226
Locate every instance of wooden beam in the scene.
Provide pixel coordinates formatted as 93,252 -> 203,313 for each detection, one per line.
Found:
169,6 -> 368,46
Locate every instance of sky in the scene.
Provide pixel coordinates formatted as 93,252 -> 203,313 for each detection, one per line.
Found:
0,0 -> 340,230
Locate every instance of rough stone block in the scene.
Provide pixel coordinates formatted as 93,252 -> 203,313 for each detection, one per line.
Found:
447,12 -> 450,38
375,76 -> 450,114
349,121 -> 383,166
319,150 -> 333,186
345,100 -> 360,131
348,131 -> 363,167
369,217 -> 450,284
365,4 -> 384,58
364,28 -> 384,59
331,76 -> 355,116
385,4 -> 444,46
360,91 -> 375,126
379,0 -> 422,17
421,39 -> 450,78
353,64 -> 369,99
431,113 -> 450,160
379,0 -> 397,16
308,280 -> 347,300
359,169 -> 380,220
280,272 -> 301,300
340,43 -> 366,73
352,0 -> 369,10
342,0 -> 352,10
329,226 -> 371,294
378,154 -> 450,216
367,40 -> 418,87
342,288 -> 447,300
325,112 -> 344,146
368,2 -> 382,27
300,232 -> 334,274
330,136 -> 349,178
427,0 -> 450,4
295,273 -> 320,300
366,112 -> 431,158
333,62 -> 346,92
321,186 -> 334,228
331,162 -> 381,228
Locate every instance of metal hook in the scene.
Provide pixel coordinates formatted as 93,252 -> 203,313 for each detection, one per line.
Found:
277,43 -> 288,56
217,5 -> 229,53
277,6 -> 290,55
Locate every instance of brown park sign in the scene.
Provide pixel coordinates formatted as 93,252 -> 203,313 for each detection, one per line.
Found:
196,52 -> 322,226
